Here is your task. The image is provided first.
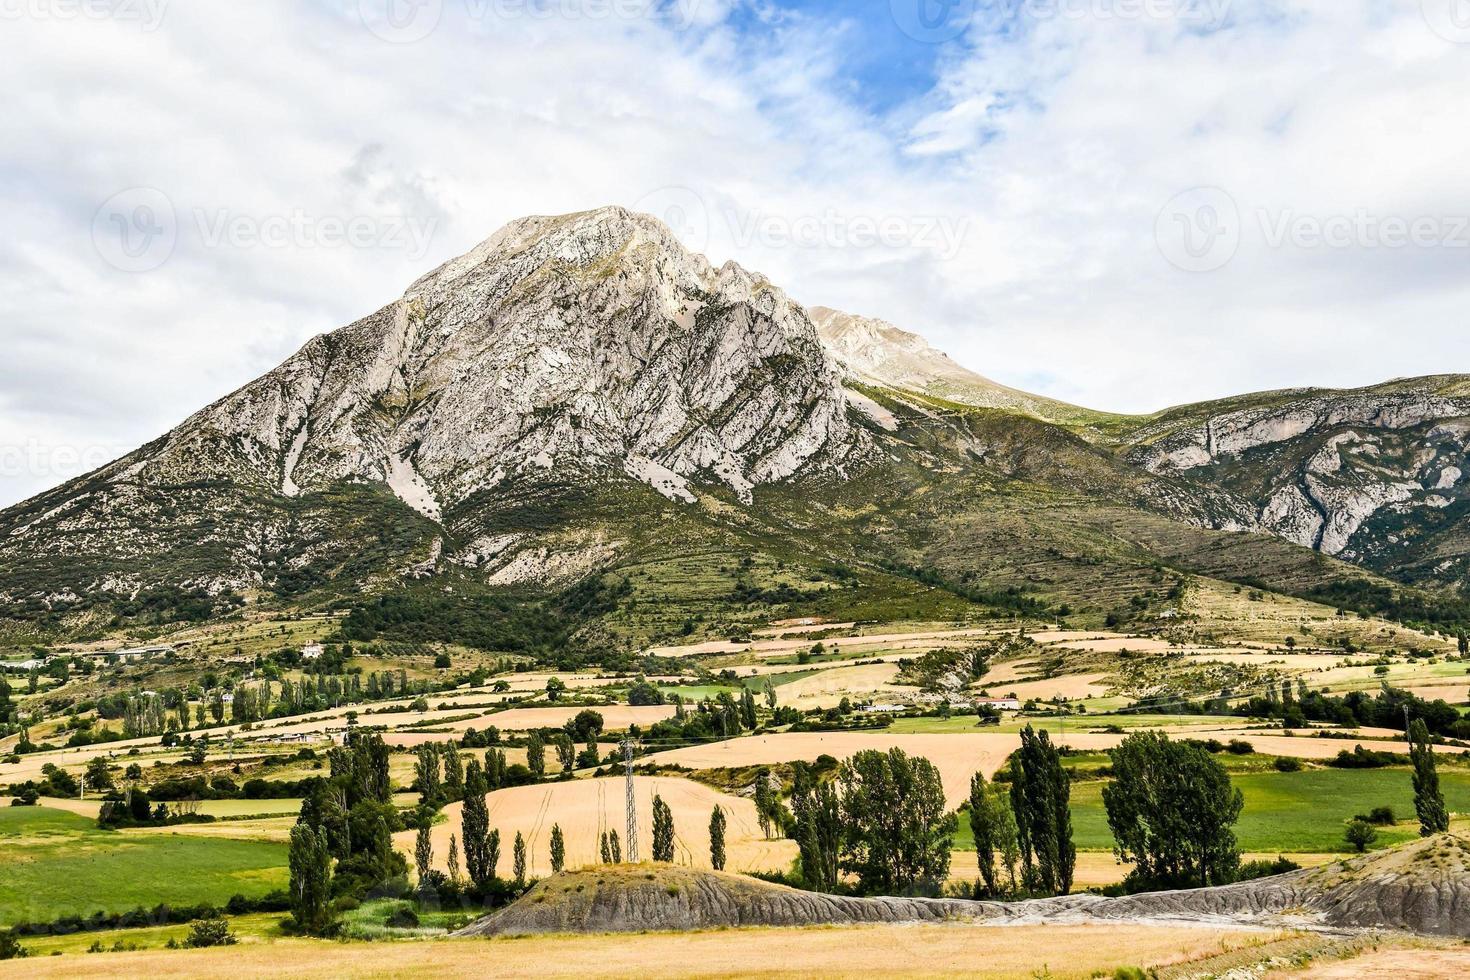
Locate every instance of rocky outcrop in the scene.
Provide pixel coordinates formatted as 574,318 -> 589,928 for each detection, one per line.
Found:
0,207 -> 871,599
131,208 -> 861,510
463,835 -> 1470,940
1130,390 -> 1470,476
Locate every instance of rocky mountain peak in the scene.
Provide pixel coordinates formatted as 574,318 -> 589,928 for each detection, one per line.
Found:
16,208 -> 863,542
809,306 -> 1082,422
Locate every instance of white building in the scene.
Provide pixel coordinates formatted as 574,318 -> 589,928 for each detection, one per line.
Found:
976,697 -> 1023,712
301,643 -> 324,660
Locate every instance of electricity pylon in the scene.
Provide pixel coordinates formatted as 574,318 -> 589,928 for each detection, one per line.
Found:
620,739 -> 639,862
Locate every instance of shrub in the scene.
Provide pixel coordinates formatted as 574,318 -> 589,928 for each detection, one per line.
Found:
0,932 -> 28,960
1366,806 -> 1396,826
1234,856 -> 1300,882
1273,757 -> 1303,773
1344,819 -> 1378,854
384,906 -> 420,929
1226,739 -> 1254,755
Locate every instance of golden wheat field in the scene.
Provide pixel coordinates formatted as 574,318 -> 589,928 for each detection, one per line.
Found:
0,923 -> 1300,979
393,775 -> 797,878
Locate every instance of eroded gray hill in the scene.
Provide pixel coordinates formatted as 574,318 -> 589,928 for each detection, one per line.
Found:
461,834 -> 1470,939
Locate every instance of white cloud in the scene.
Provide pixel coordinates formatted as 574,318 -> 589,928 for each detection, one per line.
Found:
1,0 -> 1467,507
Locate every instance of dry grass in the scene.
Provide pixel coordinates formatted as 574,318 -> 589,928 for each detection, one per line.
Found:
394,775 -> 797,878
478,705 -> 677,731
643,731 -> 1127,807
0,923 -> 1288,979
1281,946 -> 1470,978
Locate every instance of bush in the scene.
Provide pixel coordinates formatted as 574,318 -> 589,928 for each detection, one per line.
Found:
1273,757 -> 1303,772
1344,819 -> 1378,854
1364,806 -> 1396,826
1329,745 -> 1400,769
1226,739 -> 1254,755
0,931 -> 28,960
1234,856 -> 1300,882
385,906 -> 420,929
183,917 -> 237,948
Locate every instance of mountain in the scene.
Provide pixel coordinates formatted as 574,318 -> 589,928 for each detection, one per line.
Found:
809,307 -> 1088,423
1116,378 -> 1470,590
2,206 -> 1467,648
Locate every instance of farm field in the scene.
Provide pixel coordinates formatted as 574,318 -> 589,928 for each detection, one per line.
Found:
395,776 -> 797,878
0,806 -> 288,925
0,921 -> 1303,979
1064,768 -> 1470,854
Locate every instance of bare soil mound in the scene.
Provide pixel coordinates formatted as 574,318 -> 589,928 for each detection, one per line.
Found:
461,834 -> 1470,939
1097,832 -> 1470,936
456,865 -> 984,936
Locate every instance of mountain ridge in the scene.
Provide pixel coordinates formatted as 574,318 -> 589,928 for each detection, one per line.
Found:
2,206 -> 1467,645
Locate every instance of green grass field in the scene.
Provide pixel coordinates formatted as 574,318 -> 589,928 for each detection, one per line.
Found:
0,807 -> 289,926
956,768 -> 1470,855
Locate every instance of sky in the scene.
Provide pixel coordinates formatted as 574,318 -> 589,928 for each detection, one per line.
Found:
2,0 -> 1470,507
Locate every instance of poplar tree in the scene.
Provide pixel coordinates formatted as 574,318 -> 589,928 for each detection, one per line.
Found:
968,771 -> 1000,897
414,823 -> 434,885
1008,725 -> 1076,896
442,745 -> 464,794
1410,718 -> 1450,835
652,794 -> 676,862
288,823 -> 335,934
461,760 -> 491,887
709,805 -> 727,871
790,762 -> 841,892
513,831 -> 527,885
550,824 -> 566,873
526,735 -> 546,779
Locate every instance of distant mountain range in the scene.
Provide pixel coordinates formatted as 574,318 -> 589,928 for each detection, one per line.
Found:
4,207 -> 1467,644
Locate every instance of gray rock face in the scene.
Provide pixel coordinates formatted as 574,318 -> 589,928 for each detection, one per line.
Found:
1131,391 -> 1469,476
135,207 -> 860,512
1127,387 -> 1470,563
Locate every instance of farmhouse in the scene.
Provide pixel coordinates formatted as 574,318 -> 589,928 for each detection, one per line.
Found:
301,643 -> 325,660
976,697 -> 1023,712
